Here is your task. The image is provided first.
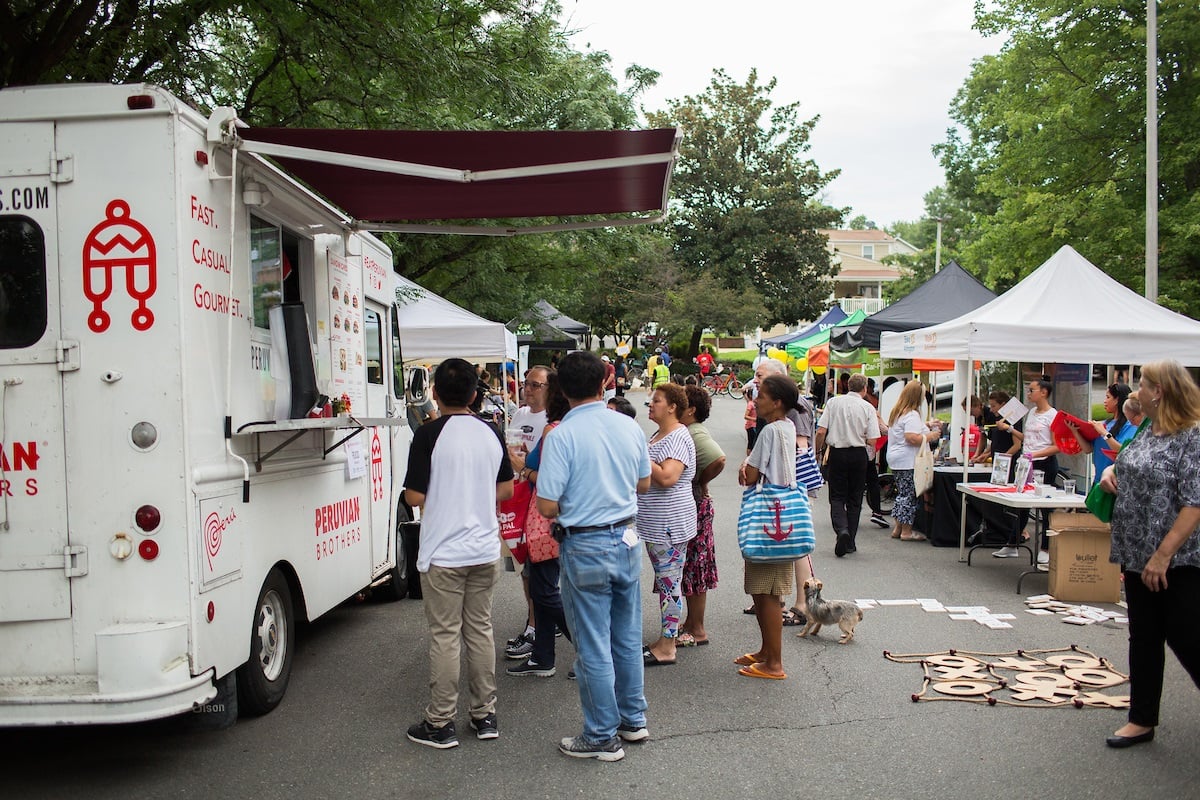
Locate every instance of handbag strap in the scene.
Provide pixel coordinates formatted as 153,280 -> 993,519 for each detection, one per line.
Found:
771,421 -> 797,488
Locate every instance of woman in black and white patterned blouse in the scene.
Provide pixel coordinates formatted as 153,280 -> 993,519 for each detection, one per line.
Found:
1099,359 -> 1200,748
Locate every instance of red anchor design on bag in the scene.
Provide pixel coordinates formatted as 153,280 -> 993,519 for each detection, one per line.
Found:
763,498 -> 792,541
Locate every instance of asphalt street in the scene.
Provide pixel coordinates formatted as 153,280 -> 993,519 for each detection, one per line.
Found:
3,387 -> 1198,799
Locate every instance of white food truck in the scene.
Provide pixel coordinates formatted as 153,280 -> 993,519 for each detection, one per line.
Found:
0,82 -> 679,727
0,84 -> 416,725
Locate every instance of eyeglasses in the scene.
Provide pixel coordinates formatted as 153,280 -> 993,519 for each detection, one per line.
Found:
523,381 -> 547,389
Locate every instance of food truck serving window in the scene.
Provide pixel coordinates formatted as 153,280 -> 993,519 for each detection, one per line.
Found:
0,216 -> 48,348
249,215 -> 282,330
364,308 -> 383,385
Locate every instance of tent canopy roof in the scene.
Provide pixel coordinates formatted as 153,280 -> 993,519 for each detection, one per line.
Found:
880,245 -> 1200,365
858,261 -> 996,350
394,275 -> 515,362
785,309 -> 866,356
236,125 -> 680,235
530,300 -> 589,336
764,305 -> 848,346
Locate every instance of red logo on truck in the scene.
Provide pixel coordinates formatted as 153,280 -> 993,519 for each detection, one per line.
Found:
371,430 -> 384,501
82,199 -> 157,332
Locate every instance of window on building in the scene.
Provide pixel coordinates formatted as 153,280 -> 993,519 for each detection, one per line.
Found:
0,216 -> 48,348
861,244 -> 874,260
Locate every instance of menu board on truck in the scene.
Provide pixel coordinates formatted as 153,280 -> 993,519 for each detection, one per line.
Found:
328,252 -> 365,412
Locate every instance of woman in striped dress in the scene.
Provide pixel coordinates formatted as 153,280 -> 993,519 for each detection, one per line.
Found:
639,383 -> 697,667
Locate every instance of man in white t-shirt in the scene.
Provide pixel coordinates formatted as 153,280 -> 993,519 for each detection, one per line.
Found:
815,373 -> 879,558
403,358 -> 515,749
503,366 -> 550,659
510,366 -> 550,458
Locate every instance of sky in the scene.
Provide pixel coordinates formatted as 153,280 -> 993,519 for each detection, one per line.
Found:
562,0 -> 1006,228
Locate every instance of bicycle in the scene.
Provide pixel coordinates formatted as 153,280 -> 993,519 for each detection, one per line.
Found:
701,368 -> 744,397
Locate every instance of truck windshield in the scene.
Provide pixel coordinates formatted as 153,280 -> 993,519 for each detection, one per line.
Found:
0,216 -> 48,348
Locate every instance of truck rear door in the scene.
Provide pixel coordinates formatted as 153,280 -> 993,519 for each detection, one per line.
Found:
0,122 -> 77,628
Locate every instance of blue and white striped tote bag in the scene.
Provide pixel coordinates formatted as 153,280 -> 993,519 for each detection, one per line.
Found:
737,481 -> 816,562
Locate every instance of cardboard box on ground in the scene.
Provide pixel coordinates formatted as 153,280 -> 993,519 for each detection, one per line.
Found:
1046,511 -> 1121,603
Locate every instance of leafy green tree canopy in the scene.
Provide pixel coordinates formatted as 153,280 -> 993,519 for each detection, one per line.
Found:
647,69 -> 844,332
937,0 -> 1200,314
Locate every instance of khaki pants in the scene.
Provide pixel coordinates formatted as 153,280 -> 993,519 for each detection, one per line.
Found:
420,560 -> 499,725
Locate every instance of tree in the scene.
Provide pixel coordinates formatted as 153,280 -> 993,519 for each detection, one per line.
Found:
937,0 -> 1200,314
1,2 -> 667,321
884,185 -> 974,300
646,69 -> 844,354
848,214 -> 877,230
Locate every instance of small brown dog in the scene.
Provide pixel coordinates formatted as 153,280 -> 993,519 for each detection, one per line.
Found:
799,578 -> 863,644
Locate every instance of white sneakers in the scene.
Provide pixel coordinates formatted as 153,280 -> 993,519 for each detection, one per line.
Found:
991,546 -> 1050,565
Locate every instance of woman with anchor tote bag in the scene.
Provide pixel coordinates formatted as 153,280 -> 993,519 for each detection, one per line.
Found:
738,376 -> 816,563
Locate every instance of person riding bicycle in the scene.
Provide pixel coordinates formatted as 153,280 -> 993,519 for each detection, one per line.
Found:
696,350 -> 714,378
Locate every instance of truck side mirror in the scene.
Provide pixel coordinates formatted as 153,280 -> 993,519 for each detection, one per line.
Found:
407,366 -> 429,403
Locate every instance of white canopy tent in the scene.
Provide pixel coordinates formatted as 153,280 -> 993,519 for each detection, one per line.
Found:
881,245 -> 1200,559
879,245 -> 1200,365
394,274 -> 517,364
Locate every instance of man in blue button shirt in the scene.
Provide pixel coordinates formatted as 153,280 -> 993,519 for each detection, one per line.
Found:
536,351 -> 651,762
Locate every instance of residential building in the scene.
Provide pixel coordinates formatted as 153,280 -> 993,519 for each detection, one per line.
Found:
819,228 -> 918,315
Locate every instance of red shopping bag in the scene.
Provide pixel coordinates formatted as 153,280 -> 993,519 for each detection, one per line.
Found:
1050,412 -> 1084,455
498,479 -> 533,564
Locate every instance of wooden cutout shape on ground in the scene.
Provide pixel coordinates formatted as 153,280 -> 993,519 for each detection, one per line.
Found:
932,681 -> 994,696
1064,668 -> 1126,688
886,646 -> 1129,708
926,655 -> 990,681
1010,672 -> 1078,703
1077,692 -> 1131,709
991,657 -> 1048,671
1043,654 -> 1102,670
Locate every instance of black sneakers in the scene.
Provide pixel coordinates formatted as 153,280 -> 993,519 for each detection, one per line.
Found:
559,735 -> 625,761
834,531 -> 851,557
506,658 -> 556,677
870,513 -> 888,528
470,713 -> 499,740
407,719 -> 458,749
504,631 -> 535,660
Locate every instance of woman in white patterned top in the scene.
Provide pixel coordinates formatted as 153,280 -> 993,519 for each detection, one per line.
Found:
736,374 -> 801,680
638,383 -> 697,667
1099,359 -> 1200,748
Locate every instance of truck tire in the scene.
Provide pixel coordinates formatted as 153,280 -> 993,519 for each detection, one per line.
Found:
236,568 -> 295,717
377,505 -> 413,602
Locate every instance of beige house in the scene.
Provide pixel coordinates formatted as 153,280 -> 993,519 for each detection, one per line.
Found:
755,228 -> 920,343
819,228 -> 918,315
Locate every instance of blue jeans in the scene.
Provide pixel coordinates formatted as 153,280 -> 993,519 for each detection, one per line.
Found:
558,524 -> 647,743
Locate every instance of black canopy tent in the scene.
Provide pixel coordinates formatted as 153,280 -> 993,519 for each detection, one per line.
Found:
855,262 -> 997,350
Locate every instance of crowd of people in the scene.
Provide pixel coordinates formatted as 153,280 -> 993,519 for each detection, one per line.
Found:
400,349 -> 1200,758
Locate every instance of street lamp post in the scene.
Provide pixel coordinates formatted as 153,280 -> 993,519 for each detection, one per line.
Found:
933,216 -> 947,272
1146,0 -> 1158,302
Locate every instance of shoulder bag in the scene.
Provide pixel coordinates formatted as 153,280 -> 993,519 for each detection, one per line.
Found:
497,478 -> 533,564
796,446 -> 824,494
737,481 -> 816,562
913,439 -> 935,496
524,489 -> 560,562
